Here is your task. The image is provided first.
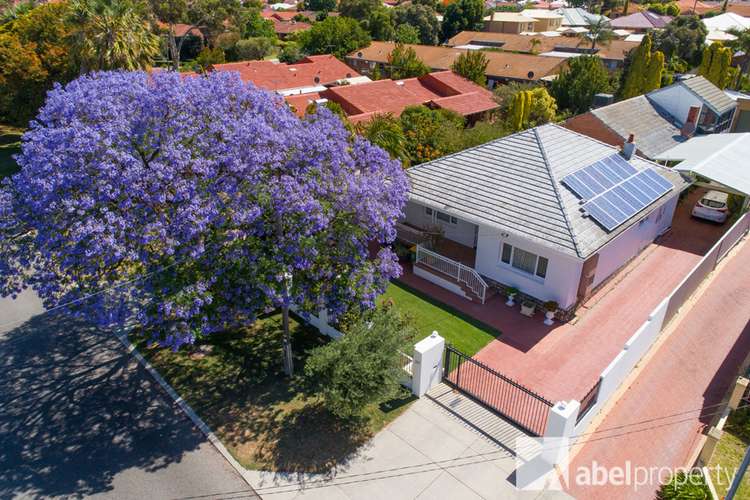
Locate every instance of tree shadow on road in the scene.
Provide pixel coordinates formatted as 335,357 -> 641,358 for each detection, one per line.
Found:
0,311 -> 208,498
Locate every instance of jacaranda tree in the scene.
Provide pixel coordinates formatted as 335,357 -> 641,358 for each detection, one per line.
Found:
0,71 -> 409,374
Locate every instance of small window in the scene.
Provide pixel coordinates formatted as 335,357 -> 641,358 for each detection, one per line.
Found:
425,207 -> 433,216
435,211 -> 457,224
512,247 -> 537,275
501,243 -> 512,264
450,216 -> 458,224
536,257 -> 548,279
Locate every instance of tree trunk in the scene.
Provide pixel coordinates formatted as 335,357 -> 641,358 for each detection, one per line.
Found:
275,215 -> 294,377
169,24 -> 180,72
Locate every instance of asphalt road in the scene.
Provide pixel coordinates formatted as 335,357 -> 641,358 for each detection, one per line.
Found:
0,289 -> 258,499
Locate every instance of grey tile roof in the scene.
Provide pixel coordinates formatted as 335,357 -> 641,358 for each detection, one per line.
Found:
591,95 -> 686,159
680,76 -> 736,115
407,124 -> 687,259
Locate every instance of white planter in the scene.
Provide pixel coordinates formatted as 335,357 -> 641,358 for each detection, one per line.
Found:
506,293 -> 516,307
544,310 -> 555,326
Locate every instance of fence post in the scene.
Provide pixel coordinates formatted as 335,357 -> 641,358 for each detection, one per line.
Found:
411,331 -> 445,397
541,400 -> 581,467
729,376 -> 749,410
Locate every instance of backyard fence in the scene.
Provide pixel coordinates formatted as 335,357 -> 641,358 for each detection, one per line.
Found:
572,211 -> 750,435
443,344 -> 553,436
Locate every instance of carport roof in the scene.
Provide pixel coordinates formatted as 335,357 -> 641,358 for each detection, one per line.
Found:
656,133 -> 750,195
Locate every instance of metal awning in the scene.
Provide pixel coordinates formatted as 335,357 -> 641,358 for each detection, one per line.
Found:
655,134 -> 750,196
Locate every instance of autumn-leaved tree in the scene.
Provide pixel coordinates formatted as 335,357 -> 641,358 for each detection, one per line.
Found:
0,71 -> 408,376
619,33 -> 665,99
451,50 -> 488,86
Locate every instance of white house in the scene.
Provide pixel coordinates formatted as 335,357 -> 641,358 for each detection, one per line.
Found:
398,124 -> 688,311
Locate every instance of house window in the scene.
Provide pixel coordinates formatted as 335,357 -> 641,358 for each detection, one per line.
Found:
436,211 -> 458,224
501,243 -> 549,279
424,207 -> 433,216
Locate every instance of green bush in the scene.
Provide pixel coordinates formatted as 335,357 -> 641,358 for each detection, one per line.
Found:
657,471 -> 711,499
304,305 -> 417,419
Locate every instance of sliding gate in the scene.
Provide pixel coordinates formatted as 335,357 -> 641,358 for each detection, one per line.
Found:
443,345 -> 553,436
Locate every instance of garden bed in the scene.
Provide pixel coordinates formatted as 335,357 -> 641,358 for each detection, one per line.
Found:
131,312 -> 415,473
379,281 -> 500,356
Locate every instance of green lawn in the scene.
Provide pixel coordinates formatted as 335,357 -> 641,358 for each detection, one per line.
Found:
709,407 -> 750,499
0,125 -> 23,179
132,313 -> 415,473
379,281 -> 500,356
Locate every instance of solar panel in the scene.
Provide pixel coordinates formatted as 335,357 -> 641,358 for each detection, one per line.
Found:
561,154 -> 638,200
581,169 -> 673,231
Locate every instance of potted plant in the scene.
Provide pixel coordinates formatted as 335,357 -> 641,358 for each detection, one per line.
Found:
543,301 -> 558,325
520,300 -> 535,317
505,286 -> 519,306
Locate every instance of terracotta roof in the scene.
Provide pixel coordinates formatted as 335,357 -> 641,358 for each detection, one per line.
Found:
726,2 -> 750,16
347,41 -> 566,81
318,71 -> 498,123
208,55 -> 360,91
673,0 -> 718,14
156,22 -> 204,39
285,92 -> 322,116
447,31 -> 639,61
272,18 -> 312,34
609,11 -> 672,29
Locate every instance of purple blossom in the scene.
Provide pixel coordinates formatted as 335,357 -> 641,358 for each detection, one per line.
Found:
0,70 -> 409,348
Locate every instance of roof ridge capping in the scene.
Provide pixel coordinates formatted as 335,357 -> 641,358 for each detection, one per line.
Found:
533,125 -> 584,258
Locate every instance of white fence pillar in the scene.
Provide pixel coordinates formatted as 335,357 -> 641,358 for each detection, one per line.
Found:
542,400 -> 581,467
412,331 -> 445,397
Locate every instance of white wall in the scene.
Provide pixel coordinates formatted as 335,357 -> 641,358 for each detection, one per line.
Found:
592,194 -> 678,288
648,85 -> 703,127
404,201 -> 477,248
474,226 -> 584,309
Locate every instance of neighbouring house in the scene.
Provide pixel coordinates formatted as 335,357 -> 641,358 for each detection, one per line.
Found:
609,11 -> 672,32
261,9 -> 314,39
673,0 -> 718,14
205,55 -> 369,96
446,31 -> 638,70
519,9 -> 566,32
731,96 -> 750,132
564,76 -> 737,159
703,12 -> 750,33
397,124 -> 687,312
285,71 -> 499,122
483,12 -> 538,33
345,42 -> 567,86
157,22 -> 204,61
648,76 -> 737,134
564,95 -> 685,160
556,7 -> 609,27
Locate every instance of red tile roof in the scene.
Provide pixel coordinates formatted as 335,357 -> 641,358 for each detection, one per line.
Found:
319,71 -> 498,123
272,18 -> 312,34
208,55 -> 360,91
285,92 -> 322,116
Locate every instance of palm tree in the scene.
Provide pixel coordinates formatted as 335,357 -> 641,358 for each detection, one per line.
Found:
581,17 -> 614,51
357,114 -> 409,166
529,37 -> 542,55
68,0 -> 161,73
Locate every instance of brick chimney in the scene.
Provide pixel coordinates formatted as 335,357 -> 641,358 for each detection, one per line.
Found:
622,133 -> 636,160
681,105 -> 700,138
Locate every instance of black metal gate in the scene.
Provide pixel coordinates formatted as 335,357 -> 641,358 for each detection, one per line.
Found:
443,344 -> 553,436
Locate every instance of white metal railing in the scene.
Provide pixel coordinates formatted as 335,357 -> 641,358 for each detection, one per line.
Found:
415,244 -> 488,303
396,222 -> 428,245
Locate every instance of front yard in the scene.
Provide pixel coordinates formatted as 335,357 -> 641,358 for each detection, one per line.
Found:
379,281 -> 500,356
133,313 -> 415,473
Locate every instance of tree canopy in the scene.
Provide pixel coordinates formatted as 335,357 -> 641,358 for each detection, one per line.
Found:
550,55 -> 611,114
698,42 -> 738,89
451,50 -> 488,86
652,15 -> 707,68
338,0 -> 380,20
619,34 -> 665,99
0,71 -> 409,352
387,43 -> 430,79
394,23 -> 420,44
392,4 -> 440,45
440,0 -> 484,43
297,15 -> 371,59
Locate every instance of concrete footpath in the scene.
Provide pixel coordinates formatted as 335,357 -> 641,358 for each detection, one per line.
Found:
246,384 -> 571,500
565,238 -> 750,499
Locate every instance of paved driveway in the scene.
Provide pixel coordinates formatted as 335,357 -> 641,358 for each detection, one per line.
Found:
0,289 -> 255,499
566,238 -> 750,499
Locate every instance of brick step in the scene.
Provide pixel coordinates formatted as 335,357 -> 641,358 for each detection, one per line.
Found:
414,262 -> 488,304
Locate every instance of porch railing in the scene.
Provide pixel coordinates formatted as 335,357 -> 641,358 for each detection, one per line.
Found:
415,244 -> 488,304
396,222 -> 428,246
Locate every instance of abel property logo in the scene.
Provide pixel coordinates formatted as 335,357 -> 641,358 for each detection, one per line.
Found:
513,436 -> 731,494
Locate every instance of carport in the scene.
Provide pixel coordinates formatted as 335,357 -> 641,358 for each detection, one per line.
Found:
655,133 -> 750,199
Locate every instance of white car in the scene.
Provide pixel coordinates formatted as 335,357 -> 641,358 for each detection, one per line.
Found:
692,190 -> 730,223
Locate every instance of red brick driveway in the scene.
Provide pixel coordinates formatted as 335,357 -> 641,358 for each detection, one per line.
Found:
564,236 -> 750,499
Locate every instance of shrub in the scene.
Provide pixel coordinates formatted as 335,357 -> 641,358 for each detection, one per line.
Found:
304,305 -> 417,419
235,37 -> 276,60
656,471 -> 711,499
